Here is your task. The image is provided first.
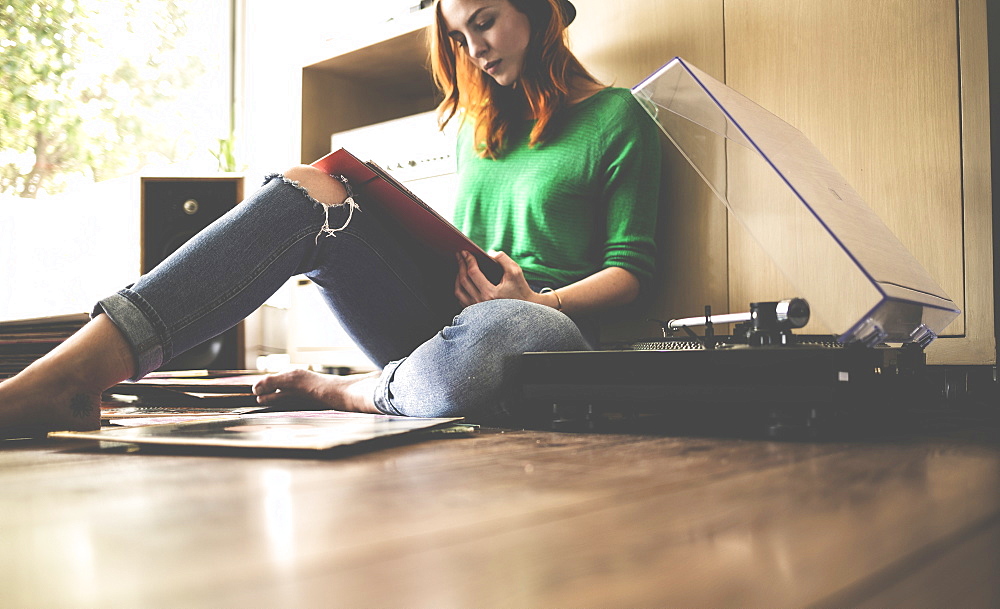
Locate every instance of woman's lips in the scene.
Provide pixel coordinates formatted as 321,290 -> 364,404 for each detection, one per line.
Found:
485,59 -> 501,74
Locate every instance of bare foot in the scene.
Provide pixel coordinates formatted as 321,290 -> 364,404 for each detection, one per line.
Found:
0,370 -> 102,437
0,315 -> 134,437
252,369 -> 380,414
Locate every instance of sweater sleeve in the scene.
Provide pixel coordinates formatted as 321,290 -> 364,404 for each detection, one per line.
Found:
599,93 -> 662,284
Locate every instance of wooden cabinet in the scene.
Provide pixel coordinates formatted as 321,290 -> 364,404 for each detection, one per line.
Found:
301,18 -> 439,165
298,0 -> 993,365
722,0 -> 992,364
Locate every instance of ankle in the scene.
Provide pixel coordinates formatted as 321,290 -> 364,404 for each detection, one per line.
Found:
342,373 -> 379,414
0,370 -> 103,432
56,315 -> 136,391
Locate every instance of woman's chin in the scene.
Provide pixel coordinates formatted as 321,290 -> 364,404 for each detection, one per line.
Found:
488,71 -> 518,88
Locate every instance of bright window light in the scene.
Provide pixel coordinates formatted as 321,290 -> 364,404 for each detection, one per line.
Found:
0,0 -> 233,319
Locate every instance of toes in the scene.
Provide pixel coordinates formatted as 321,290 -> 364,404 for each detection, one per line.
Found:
253,369 -> 307,395
255,390 -> 286,405
252,375 -> 274,396
252,369 -> 324,409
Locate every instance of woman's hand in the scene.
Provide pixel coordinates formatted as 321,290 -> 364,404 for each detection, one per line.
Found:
453,251 -> 642,314
454,250 -> 538,307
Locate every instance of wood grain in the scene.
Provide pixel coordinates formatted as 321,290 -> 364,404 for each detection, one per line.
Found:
724,0 -> 967,345
2,425 -> 998,608
934,0 -> 996,364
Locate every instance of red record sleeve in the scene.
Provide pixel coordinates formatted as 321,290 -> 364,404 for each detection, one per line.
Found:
312,148 -> 503,285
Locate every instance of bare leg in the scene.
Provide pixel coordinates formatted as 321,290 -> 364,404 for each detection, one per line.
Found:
0,164 -> 350,436
252,369 -> 380,413
0,314 -> 135,434
283,164 -> 348,203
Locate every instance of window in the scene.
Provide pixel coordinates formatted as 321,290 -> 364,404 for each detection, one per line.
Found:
1,0 -> 233,319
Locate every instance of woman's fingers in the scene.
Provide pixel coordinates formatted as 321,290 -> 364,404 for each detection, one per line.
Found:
454,281 -> 474,307
461,251 -> 503,300
454,250 -> 537,304
462,251 -> 494,290
491,251 -> 524,280
455,251 -> 489,304
454,252 -> 477,305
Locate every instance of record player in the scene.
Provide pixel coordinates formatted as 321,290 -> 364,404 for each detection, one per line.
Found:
517,58 -> 962,438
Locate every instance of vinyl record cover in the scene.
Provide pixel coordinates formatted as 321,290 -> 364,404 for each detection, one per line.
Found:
104,373 -> 268,407
312,148 -> 503,284
101,405 -> 267,420
50,411 -> 464,451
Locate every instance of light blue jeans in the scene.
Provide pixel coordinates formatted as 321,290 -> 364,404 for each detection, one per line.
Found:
94,174 -> 591,421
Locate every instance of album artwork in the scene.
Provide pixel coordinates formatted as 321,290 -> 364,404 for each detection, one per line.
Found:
101,406 -> 267,420
50,411 -> 464,451
312,148 -> 503,284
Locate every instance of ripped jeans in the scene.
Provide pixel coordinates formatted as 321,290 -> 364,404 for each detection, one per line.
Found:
93,174 -> 591,421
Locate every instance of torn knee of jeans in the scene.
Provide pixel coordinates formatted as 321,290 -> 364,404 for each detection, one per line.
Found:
314,174 -> 360,242
263,172 -> 361,243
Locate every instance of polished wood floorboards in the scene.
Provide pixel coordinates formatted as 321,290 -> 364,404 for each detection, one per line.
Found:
2,421 -> 998,608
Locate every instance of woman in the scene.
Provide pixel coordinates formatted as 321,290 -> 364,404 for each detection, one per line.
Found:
0,0 -> 660,434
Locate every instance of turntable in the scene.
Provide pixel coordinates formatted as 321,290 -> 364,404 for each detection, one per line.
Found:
517,58 -> 962,438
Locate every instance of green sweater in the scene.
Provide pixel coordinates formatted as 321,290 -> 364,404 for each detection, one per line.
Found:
453,87 -> 661,288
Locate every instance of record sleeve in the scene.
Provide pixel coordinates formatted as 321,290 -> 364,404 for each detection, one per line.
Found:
104,373 -> 268,407
101,406 -> 267,421
50,411 -> 464,451
312,148 -> 503,285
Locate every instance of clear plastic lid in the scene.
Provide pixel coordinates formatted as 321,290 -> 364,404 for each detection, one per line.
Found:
632,57 -> 960,346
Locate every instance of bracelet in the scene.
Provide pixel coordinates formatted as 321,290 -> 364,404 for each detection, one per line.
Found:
539,287 -> 563,311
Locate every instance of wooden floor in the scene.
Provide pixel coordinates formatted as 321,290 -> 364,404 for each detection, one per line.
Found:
2,417 -> 999,608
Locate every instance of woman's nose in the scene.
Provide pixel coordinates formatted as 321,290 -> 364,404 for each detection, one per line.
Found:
466,36 -> 488,59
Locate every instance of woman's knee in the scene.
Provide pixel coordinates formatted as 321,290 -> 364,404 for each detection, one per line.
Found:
282,165 -> 348,207
384,300 -> 587,420
455,299 -> 588,353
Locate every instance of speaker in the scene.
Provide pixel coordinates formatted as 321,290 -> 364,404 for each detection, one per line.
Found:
141,176 -> 245,371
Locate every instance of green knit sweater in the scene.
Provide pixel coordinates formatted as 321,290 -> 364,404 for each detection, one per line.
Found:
453,87 -> 661,288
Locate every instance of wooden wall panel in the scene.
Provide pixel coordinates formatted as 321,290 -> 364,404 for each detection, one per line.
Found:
724,0 -> 967,345
301,27 -> 439,164
942,0 -> 995,364
569,0 -> 729,341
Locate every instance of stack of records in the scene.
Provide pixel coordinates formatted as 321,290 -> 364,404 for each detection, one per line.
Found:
0,313 -> 89,380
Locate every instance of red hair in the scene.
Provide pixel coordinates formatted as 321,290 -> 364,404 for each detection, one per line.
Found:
430,0 -> 601,158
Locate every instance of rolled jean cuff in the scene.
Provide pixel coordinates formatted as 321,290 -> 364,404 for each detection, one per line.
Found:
373,358 -> 406,416
92,289 -> 166,381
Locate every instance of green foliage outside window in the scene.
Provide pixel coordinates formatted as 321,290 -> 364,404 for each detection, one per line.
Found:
1,0 -> 224,198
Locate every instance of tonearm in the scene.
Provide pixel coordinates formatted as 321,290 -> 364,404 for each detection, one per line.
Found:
655,298 -> 811,348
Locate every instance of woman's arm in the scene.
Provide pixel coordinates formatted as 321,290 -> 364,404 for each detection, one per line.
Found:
455,250 -> 640,316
